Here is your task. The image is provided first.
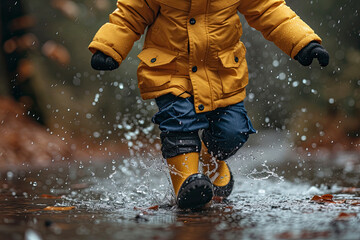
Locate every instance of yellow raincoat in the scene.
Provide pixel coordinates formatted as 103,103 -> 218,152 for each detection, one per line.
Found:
89,0 -> 321,113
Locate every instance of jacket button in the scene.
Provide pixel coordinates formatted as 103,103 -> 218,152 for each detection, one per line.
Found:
189,18 -> 196,25
234,56 -> 239,63
151,58 -> 156,63
192,66 -> 197,72
198,104 -> 204,111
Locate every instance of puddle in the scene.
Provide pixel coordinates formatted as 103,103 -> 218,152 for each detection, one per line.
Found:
1,155 -> 359,240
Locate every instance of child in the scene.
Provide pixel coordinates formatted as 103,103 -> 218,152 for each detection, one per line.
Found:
89,0 -> 329,209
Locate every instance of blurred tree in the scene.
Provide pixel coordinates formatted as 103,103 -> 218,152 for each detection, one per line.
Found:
1,0 -> 356,155
16,0 -> 159,157
0,0 -> 44,123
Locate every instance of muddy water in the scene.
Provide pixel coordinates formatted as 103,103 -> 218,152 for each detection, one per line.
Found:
1,132 -> 359,240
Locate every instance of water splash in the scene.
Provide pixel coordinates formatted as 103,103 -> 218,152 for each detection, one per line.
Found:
65,157 -> 174,210
246,162 -> 284,181
92,87 -> 103,106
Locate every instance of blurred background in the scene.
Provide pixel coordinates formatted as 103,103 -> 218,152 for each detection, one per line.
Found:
0,0 -> 359,168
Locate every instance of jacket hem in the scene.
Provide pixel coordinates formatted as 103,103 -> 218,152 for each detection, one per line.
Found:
291,34 -> 322,59
88,41 -> 123,64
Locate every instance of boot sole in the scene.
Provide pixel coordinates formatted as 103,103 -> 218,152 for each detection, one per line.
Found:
177,173 -> 213,209
213,172 -> 234,198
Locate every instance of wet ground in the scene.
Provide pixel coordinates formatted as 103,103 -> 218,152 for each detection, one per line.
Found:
1,131 -> 359,240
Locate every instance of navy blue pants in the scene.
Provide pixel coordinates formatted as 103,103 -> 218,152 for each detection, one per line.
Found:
152,94 -> 256,160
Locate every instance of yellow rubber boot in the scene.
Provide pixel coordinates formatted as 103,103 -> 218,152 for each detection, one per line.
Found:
201,147 -> 230,186
201,143 -> 234,198
166,152 -> 199,196
166,152 -> 213,209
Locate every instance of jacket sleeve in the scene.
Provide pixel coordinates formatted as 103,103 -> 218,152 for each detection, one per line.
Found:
88,0 -> 159,64
237,0 -> 321,58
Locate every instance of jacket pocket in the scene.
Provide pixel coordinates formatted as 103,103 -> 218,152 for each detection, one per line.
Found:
137,47 -> 177,90
218,41 -> 247,94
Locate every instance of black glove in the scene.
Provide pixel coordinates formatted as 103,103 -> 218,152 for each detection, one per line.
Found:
91,51 -> 119,70
295,41 -> 329,67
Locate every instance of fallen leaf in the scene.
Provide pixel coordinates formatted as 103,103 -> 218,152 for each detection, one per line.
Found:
350,201 -> 360,206
224,205 -> 233,210
25,209 -> 43,212
276,230 -> 330,239
133,205 -> 159,212
335,212 -> 357,220
43,206 -> 75,211
321,194 -> 334,201
147,205 -> 159,210
310,194 -> 348,204
40,194 -> 63,199
212,196 -> 224,203
310,195 -> 322,202
310,194 -> 335,203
